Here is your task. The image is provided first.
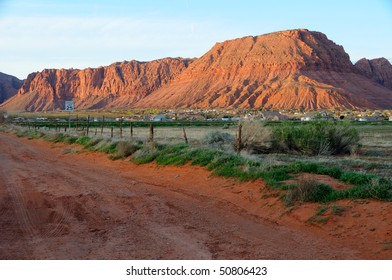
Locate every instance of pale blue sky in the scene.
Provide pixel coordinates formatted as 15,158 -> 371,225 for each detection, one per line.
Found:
1,0 -> 392,79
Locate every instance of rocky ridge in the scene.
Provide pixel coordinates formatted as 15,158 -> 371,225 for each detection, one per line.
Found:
2,29 -> 392,112
355,58 -> 392,90
0,72 -> 23,104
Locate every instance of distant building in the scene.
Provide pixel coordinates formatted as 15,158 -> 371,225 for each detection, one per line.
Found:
261,112 -> 288,121
152,114 -> 168,122
300,111 -> 328,122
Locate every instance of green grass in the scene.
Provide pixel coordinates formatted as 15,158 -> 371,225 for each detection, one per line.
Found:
5,126 -> 392,204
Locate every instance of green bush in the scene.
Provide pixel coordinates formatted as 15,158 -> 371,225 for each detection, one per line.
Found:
202,131 -> 235,149
285,178 -> 336,205
238,121 -> 272,153
110,141 -> 139,160
131,143 -> 160,164
271,122 -> 359,155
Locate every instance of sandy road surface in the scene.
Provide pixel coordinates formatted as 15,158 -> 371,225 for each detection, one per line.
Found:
0,132 -> 366,259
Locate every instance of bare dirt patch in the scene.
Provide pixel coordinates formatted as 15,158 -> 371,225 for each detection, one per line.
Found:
0,132 -> 390,259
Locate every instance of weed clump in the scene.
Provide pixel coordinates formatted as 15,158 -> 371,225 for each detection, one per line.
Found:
285,178 -> 335,205
131,143 -> 160,164
202,131 -> 234,149
109,141 -> 139,160
271,122 -> 359,155
239,121 -> 272,154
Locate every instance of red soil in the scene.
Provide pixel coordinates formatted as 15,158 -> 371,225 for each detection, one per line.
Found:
0,132 -> 390,259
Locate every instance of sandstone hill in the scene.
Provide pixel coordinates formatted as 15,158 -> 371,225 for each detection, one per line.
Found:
355,58 -> 392,90
2,29 -> 392,112
0,72 -> 23,104
1,58 -> 192,112
136,29 -> 392,110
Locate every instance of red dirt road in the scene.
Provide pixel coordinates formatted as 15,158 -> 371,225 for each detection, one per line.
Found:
0,132 -> 389,259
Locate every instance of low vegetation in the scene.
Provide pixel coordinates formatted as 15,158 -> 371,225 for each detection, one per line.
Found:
2,124 -> 391,205
270,122 -> 359,155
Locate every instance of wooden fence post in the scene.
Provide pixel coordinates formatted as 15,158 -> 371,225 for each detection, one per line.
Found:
120,119 -> 123,138
111,127 -> 114,138
130,122 -> 133,138
101,115 -> 105,135
149,123 -> 154,142
237,124 -> 242,155
75,114 -> 78,131
86,115 -> 90,136
182,127 -> 188,144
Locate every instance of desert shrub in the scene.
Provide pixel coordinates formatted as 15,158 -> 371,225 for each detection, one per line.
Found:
238,121 -> 272,154
92,139 -> 111,151
327,123 -> 360,154
131,143 -> 160,164
155,144 -> 192,166
285,178 -> 335,205
341,178 -> 392,200
271,122 -> 359,155
202,131 -> 235,149
63,135 -> 78,144
340,171 -> 377,186
75,136 -> 91,147
44,133 -> 64,142
91,139 -> 117,154
110,141 -> 139,160
190,148 -> 223,166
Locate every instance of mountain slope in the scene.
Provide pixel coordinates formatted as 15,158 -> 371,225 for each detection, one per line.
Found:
2,29 -> 392,112
1,58 -> 192,112
0,72 -> 23,104
135,29 -> 392,110
355,57 -> 392,90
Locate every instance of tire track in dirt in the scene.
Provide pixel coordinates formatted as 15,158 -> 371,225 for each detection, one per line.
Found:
0,132 -> 365,259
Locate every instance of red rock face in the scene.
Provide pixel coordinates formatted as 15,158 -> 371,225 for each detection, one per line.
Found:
355,58 -> 392,90
0,72 -> 23,104
2,29 -> 392,112
136,29 -> 392,110
2,58 -> 192,112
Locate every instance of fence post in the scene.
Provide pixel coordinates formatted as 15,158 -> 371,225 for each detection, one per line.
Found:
86,115 -> 90,136
182,127 -> 188,144
237,124 -> 242,155
95,128 -> 97,136
149,123 -> 154,142
75,114 -> 78,131
120,119 -> 123,138
111,127 -> 114,138
101,115 -> 105,135
130,122 -> 133,138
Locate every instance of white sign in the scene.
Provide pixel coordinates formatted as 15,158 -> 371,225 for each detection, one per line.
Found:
65,101 -> 74,112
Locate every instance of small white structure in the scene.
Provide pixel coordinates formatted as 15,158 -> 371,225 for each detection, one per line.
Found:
389,116 -> 392,121
152,114 -> 167,122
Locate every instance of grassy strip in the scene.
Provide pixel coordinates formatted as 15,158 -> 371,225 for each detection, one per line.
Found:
5,127 -> 392,203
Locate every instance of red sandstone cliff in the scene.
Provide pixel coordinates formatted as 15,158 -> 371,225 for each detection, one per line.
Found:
0,72 -> 23,104
2,29 -> 392,112
355,58 -> 392,90
1,58 -> 192,112
136,29 -> 392,110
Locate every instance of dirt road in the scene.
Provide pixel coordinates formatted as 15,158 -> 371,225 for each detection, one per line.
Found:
0,132 -> 380,259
